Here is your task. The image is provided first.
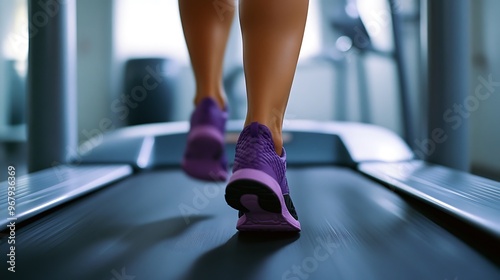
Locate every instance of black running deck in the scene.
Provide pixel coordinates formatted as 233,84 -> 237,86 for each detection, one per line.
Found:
1,167 -> 498,279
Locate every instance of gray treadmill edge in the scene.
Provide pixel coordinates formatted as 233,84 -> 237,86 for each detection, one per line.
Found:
359,160 -> 500,239
77,119 -> 415,168
0,165 -> 133,228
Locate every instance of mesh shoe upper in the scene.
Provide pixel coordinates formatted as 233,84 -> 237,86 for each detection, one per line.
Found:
188,98 -> 227,132
232,122 -> 290,195
182,98 -> 228,181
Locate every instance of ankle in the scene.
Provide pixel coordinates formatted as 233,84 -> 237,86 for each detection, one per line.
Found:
194,89 -> 226,110
244,120 -> 283,156
270,128 -> 284,156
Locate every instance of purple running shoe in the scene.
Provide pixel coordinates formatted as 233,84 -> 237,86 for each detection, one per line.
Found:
225,122 -> 301,232
182,98 -> 228,181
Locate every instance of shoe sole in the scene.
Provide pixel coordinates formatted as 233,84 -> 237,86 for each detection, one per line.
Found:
182,125 -> 227,181
225,168 -> 301,232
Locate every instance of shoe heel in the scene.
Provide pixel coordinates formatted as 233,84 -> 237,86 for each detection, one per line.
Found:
182,125 -> 227,181
225,169 -> 301,231
186,126 -> 224,157
225,178 -> 281,214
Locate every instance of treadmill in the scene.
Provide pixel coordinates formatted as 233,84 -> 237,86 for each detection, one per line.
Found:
1,120 -> 499,279
1,0 -> 499,279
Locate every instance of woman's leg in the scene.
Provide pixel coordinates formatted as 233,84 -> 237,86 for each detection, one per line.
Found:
224,0 -> 309,232
179,0 -> 235,181
240,0 -> 309,154
178,0 -> 236,109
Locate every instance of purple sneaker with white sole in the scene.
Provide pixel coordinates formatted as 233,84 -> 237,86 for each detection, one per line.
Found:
225,122 -> 301,232
182,98 -> 228,181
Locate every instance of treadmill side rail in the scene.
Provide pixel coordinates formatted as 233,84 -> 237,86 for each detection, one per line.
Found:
359,160 -> 500,239
0,165 -> 133,228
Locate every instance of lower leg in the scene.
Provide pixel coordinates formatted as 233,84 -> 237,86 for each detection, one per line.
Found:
179,0 -> 236,109
240,0 -> 309,154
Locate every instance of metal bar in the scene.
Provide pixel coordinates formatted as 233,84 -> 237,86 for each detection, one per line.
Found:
27,0 -> 77,172
389,0 -> 414,147
426,0 -> 470,171
356,52 -> 371,123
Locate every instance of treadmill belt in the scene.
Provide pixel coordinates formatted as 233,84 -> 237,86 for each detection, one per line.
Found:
1,167 -> 498,279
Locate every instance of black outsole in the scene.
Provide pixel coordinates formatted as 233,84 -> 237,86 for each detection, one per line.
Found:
225,179 -> 282,214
